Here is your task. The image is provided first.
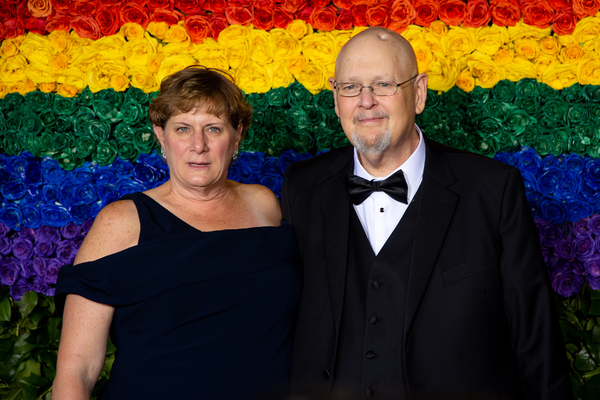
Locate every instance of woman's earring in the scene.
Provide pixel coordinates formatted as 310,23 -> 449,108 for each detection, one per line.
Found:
161,147 -> 167,159
233,148 -> 238,160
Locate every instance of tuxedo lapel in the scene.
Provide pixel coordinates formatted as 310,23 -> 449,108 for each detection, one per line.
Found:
404,140 -> 459,339
319,146 -> 353,333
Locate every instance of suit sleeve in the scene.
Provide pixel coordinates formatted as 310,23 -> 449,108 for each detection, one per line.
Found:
499,167 -> 572,400
281,162 -> 295,226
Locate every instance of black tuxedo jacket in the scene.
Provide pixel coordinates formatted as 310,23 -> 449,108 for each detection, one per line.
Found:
281,139 -> 572,400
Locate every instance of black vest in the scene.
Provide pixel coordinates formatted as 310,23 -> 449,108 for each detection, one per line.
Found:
334,193 -> 420,399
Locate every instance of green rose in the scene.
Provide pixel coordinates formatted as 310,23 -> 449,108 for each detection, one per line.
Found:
537,83 -> 560,101
92,140 -> 118,165
314,90 -> 335,111
423,120 -> 450,142
567,104 -> 589,126
53,95 -> 79,115
74,135 -> 96,159
2,130 -> 22,156
467,132 -> 498,158
586,102 -> 600,121
133,124 -> 158,153
286,82 -> 313,108
5,112 -> 23,131
117,140 -> 141,161
315,128 -> 337,152
443,129 -> 469,151
469,87 -> 491,105
465,103 -> 487,124
271,109 -> 290,135
491,80 -> 515,103
21,114 -> 44,136
25,91 -> 54,113
424,89 -> 440,109
113,122 -> 135,142
246,92 -> 269,110
39,110 -> 57,129
571,120 -> 597,144
51,130 -> 75,154
287,107 -> 309,132
439,86 -> 468,112
519,125 -> 542,147
569,134 -> 590,154
77,87 -> 95,107
446,109 -> 465,131
57,148 -> 84,171
88,119 -> 111,142
73,108 -> 98,137
121,101 -> 146,126
515,79 -> 540,98
477,116 -> 504,137
240,127 -> 266,153
538,98 -> 569,130
54,115 -> 74,134
266,131 -> 293,156
561,83 -> 584,103
124,87 -> 149,106
333,131 -> 350,148
532,129 -> 568,157
292,130 -> 315,154
582,85 -> 600,103
33,133 -> 55,157
514,96 -> 540,116
416,107 -> 440,131
303,103 -> 324,126
93,98 -> 122,123
482,99 -> 511,121
0,93 -> 24,111
95,88 -> 124,109
266,87 -> 287,107
504,109 -> 533,136
586,144 -> 600,158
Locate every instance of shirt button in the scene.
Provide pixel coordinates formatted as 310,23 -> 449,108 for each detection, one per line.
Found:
365,387 -> 374,397
365,351 -> 376,359
369,316 -> 378,324
372,281 -> 381,289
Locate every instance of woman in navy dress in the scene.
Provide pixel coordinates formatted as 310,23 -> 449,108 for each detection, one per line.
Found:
53,66 -> 302,399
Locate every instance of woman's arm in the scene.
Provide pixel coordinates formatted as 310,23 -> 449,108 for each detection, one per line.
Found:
52,200 -> 140,400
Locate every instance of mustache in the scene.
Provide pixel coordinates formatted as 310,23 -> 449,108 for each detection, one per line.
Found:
354,112 -> 389,123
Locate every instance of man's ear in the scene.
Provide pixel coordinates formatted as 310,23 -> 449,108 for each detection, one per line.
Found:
329,77 -> 340,118
414,73 -> 428,115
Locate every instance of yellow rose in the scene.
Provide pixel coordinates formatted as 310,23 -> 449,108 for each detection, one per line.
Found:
147,21 -> 170,41
533,54 -> 557,76
455,69 -> 475,93
192,38 -> 229,70
427,54 -> 460,92
25,64 -> 55,84
301,32 -> 337,65
514,39 -> 539,60
129,65 -> 160,92
465,51 -> 504,89
331,30 -> 353,53
225,42 -> 250,70
120,23 -> 146,41
48,30 -> 68,53
57,83 -> 80,97
540,64 -> 577,90
538,36 -> 559,56
286,20 -> 313,40
157,54 -> 195,84
0,56 -> 28,84
421,31 -> 444,59
475,25 -> 509,56
164,22 -> 191,44
441,27 -> 476,60
236,61 -> 273,94
507,21 -> 551,42
271,60 -> 294,89
39,82 -> 56,93
412,41 -> 434,74
88,59 -> 128,92
67,31 -> 92,51
7,79 -> 36,95
503,56 -> 537,81
49,53 -> 70,72
577,56 -> 600,85
0,83 -> 7,98
110,74 -> 130,92
147,54 -> 165,74
558,43 -> 585,65
250,29 -> 274,65
125,34 -> 159,67
68,45 -> 97,72
92,35 -> 126,60
20,32 -> 54,65
558,34 -> 575,47
270,29 -> 301,60
0,38 -> 23,58
402,25 -> 424,44
428,20 -> 449,38
287,54 -> 308,77
493,46 -> 514,66
218,25 -> 252,48
296,62 -> 327,94
161,40 -> 193,56
56,67 -> 86,89
572,16 -> 600,45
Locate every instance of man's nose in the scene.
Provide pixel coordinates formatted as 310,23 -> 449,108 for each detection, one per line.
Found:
357,86 -> 377,109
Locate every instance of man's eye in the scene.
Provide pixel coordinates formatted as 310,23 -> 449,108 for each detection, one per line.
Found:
342,84 -> 357,91
377,82 -> 392,88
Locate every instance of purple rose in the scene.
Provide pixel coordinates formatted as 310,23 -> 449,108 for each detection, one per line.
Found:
44,259 -> 61,284
34,241 -> 55,258
19,260 -> 36,279
554,238 -> 575,260
587,275 -> 600,291
37,225 -> 60,243
574,234 -> 595,259
18,227 -> 35,241
0,259 -> 20,286
541,246 -> 549,263
12,237 -> 34,260
56,240 -> 78,264
551,271 -> 585,298
573,218 -> 591,235
0,237 -> 11,255
540,221 -> 570,247
589,215 -> 600,235
82,218 -> 94,234
33,257 -> 47,277
31,277 -> 48,294
10,278 -> 31,301
548,257 -> 571,274
61,222 -> 82,239
585,254 -> 600,277
0,223 -> 9,237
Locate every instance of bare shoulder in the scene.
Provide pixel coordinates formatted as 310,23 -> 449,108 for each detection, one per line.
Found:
74,199 -> 140,265
235,183 -> 282,225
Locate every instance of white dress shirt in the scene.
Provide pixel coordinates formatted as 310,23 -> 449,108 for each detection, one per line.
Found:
352,126 -> 426,255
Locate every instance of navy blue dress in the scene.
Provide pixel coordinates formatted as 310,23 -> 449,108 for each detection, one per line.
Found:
56,192 -> 302,399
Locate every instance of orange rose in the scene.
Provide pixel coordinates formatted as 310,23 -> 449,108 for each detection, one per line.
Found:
51,0 -> 70,12
463,0 -> 491,28
96,6 -> 121,36
573,0 -> 600,19
366,4 -> 390,27
148,0 -> 174,12
281,0 -> 306,13
552,10 -> 577,35
150,9 -> 184,25
309,6 -> 337,31
389,0 -> 417,32
522,0 -> 554,29
175,0 -> 205,14
69,1 -> 96,17
352,5 -> 368,26
211,13 -> 228,40
27,0 -> 52,18
204,0 -> 228,13
490,0 -> 521,27
548,0 -> 572,9
438,0 -> 467,26
71,15 -> 102,40
120,3 -> 150,29
336,9 -> 354,30
45,12 -> 71,32
253,5 -> 274,30
313,0 -> 331,7
414,0 -> 439,27
184,14 -> 212,44
19,2 -> 47,35
226,6 -> 253,26
352,0 -> 379,6
274,6 -> 294,29
333,0 -> 353,10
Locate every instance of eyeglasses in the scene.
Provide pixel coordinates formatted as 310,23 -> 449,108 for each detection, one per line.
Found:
333,74 -> 419,97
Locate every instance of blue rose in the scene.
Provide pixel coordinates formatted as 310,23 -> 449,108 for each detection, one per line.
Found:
22,205 -> 41,229
0,204 -> 22,231
97,182 -> 118,205
112,158 -> 134,176
276,149 -> 298,176
516,147 -> 542,174
237,152 -> 264,176
1,179 -> 27,201
542,154 -> 564,169
74,182 -> 98,204
70,163 -> 93,185
494,152 -> 517,166
133,163 -> 158,187
540,197 -> 567,224
6,154 -> 28,177
228,162 -> 244,183
70,202 -> 92,225
41,157 -> 68,185
117,180 -> 145,198
241,172 -> 261,185
24,159 -> 42,185
581,181 -> 599,205
259,173 -> 283,198
93,166 -> 118,183
21,184 -> 42,206
0,167 -> 8,187
557,171 -> 582,200
59,180 -> 75,207
41,204 -> 71,227
0,259 -> 19,286
565,153 -> 585,173
261,157 -> 278,175
42,184 -> 61,204
519,170 -> 540,203
585,158 -> 600,185
565,200 -> 594,222
538,167 -> 565,196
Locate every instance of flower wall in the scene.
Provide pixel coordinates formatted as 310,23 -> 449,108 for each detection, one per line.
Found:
2,0 -> 600,399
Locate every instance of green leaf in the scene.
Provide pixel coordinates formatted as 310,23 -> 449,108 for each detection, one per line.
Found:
0,296 -> 11,322
580,373 -> 600,399
587,319 -> 597,331
14,359 -> 41,382
0,387 -> 23,400
13,333 -> 35,355
589,300 -> 600,316
18,292 -> 38,320
21,372 -> 49,387
575,346 -> 597,372
593,325 -> 600,344
46,318 -> 61,344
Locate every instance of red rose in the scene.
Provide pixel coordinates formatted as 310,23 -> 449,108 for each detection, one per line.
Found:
120,3 -> 150,28
548,0 -> 573,10
147,0 -> 174,12
225,6 -> 253,26
253,6 -> 274,30
51,0 -> 72,12
281,0 -> 305,14
352,4 -> 367,26
309,5 -> 337,31
229,0 -> 252,8
96,6 -> 120,36
463,0 -> 491,28
313,0 -> 331,8
184,13 -> 211,44
150,9 -> 183,25
366,4 -> 390,27
336,9 -> 353,30
0,3 -> 13,22
130,0 -> 149,6
98,0 -> 120,6
490,0 -> 520,27
438,0 -> 467,26
69,1 -> 96,17
17,2 -> 43,33
45,12 -> 71,31
522,0 -> 554,29
333,0 -> 353,10
296,5 -> 313,22
552,9 -> 577,35
413,0 -> 439,27
0,23 -> 6,41
3,17 -> 24,39
389,0 -> 417,31
573,0 -> 600,19
273,6 -> 294,28
71,15 -> 101,39
174,0 -> 205,14
210,12 -> 227,40
204,0 -> 227,13
351,0 -> 379,6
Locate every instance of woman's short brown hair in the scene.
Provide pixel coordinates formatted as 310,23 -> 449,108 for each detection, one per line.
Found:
148,66 -> 253,139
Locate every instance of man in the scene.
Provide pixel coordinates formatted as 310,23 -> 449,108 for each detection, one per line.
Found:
281,27 -> 571,400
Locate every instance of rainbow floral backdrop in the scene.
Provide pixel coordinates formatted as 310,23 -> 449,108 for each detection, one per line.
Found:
2,0 -> 600,398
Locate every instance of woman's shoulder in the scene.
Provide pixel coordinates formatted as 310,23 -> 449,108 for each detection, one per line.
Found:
74,199 -> 141,265
232,182 -> 282,225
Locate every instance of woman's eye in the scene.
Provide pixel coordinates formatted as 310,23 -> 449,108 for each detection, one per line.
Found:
207,126 -> 221,133
176,126 -> 190,133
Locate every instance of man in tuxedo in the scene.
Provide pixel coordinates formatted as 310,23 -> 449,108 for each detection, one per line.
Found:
281,27 -> 571,400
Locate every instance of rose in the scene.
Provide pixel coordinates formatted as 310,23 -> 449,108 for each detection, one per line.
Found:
0,259 -> 20,286
463,0 -> 491,28
40,204 -> 70,227
12,237 -> 34,261
522,1 -> 555,29
22,205 -> 41,229
441,27 -> 476,59
274,7 -> 294,29
309,6 -> 337,31
10,278 -> 32,300
352,5 -> 368,26
335,10 -> 355,32
554,238 -> 575,260
253,3 -> 274,31
150,9 -> 183,26
490,0 -> 520,27
301,32 -> 337,66
387,0 -> 416,33
539,196 -> 566,224
591,214 -> 600,234
44,259 -> 61,284
466,52 -> 503,89
574,233 -> 596,258
551,269 -> 584,297
71,16 -> 102,40
175,0 -> 205,14
183,14 -> 212,44
33,256 -> 47,278
96,6 -> 121,37
3,17 -> 25,39
120,3 -> 150,28
573,0 -> 600,18
414,0 -> 439,27
0,204 -> 22,230
427,55 -> 460,92
577,56 -> 600,85
286,81 -> 314,108
552,10 -> 577,36
365,4 -> 390,28
438,0 -> 466,26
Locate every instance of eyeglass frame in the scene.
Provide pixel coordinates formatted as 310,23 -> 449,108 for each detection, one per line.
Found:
332,74 -> 420,97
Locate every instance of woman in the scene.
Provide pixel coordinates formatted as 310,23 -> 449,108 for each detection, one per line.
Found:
53,66 -> 302,399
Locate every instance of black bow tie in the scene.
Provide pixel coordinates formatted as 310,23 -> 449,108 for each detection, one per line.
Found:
346,171 -> 408,205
